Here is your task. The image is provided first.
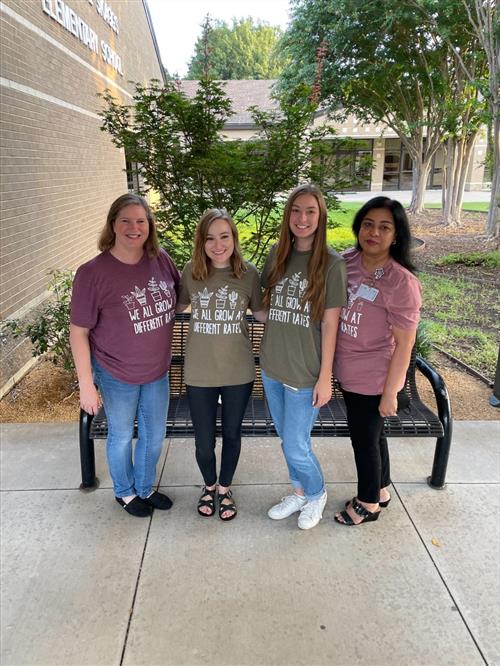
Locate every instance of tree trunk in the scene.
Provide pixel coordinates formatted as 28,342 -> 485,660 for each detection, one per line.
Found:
443,133 -> 477,227
485,110 -> 500,238
408,156 -> 432,213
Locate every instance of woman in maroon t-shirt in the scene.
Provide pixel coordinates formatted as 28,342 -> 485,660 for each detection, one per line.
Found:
333,197 -> 421,526
70,194 -> 179,518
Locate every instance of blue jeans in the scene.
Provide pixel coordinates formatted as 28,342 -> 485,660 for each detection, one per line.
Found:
261,370 -> 324,501
92,359 -> 169,498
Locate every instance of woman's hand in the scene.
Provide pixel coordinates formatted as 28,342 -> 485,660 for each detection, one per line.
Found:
79,381 -> 102,415
313,375 -> 332,408
379,392 -> 397,417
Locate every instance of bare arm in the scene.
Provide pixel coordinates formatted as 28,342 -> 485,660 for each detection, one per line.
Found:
379,326 -> 417,417
175,303 -> 189,313
69,323 -> 101,415
313,307 -> 341,408
251,309 -> 267,323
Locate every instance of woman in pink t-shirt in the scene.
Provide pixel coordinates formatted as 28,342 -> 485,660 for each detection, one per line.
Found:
333,197 -> 421,526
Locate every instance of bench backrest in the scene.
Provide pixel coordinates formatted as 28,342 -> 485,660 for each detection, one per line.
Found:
169,312 -> 419,402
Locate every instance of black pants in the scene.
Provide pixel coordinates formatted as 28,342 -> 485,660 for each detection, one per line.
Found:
342,390 -> 391,504
186,382 -> 253,487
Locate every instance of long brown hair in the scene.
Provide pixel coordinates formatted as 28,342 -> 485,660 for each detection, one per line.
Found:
263,184 -> 329,321
191,208 -> 246,280
98,194 -> 160,258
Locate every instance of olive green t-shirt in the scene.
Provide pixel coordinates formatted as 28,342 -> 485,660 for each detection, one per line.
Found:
178,262 -> 262,387
260,246 -> 347,388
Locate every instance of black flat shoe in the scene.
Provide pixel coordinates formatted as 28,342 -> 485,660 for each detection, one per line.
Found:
115,496 -> 151,517
142,491 -> 173,510
335,498 -> 380,526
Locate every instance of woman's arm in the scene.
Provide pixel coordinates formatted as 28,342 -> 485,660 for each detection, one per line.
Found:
69,324 -> 101,415
379,326 -> 417,417
175,303 -> 189,313
313,307 -> 341,408
251,309 -> 267,323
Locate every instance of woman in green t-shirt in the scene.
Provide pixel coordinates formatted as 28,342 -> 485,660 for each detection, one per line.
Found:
260,184 -> 347,530
177,209 -> 266,520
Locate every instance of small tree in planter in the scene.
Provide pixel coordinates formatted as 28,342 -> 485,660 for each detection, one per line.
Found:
98,75 -> 358,268
4,270 -> 75,377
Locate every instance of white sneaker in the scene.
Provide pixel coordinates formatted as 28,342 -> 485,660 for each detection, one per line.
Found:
268,494 -> 307,520
297,491 -> 327,530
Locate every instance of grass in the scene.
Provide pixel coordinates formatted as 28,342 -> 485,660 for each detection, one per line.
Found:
420,273 -> 499,378
433,251 -> 500,269
424,202 -> 489,212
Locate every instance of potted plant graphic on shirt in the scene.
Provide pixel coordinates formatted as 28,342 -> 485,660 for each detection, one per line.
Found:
287,272 -> 301,296
198,288 -> 213,308
121,294 -> 136,310
215,285 -> 228,308
159,280 -> 172,299
132,286 -> 147,306
275,278 -> 287,294
228,290 -> 238,309
148,277 -> 162,301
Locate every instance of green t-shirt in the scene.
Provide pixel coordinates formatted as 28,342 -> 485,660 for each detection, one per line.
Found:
178,262 -> 262,387
260,246 -> 347,388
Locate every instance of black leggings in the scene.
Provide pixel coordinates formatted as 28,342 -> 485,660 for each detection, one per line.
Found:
186,382 -> 253,487
342,390 -> 391,504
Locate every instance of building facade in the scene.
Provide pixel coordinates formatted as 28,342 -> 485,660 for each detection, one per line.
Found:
0,0 -> 164,393
180,80 -> 488,194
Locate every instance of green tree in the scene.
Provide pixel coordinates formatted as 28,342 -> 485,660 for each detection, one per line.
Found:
280,0 -> 486,216
186,16 -> 285,80
410,0 -> 498,237
99,78 -> 355,268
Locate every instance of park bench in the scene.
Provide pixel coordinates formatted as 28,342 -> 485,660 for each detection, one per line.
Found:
79,312 -> 452,491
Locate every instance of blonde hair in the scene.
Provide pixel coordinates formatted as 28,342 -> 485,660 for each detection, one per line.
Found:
191,208 -> 246,280
98,194 -> 160,258
263,184 -> 329,321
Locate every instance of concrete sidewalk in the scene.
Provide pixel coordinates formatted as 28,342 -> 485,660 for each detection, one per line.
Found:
1,421 -> 499,666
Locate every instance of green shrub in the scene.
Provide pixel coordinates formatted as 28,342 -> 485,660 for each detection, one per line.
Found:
4,270 -> 74,376
415,320 -> 433,359
434,251 -> 500,269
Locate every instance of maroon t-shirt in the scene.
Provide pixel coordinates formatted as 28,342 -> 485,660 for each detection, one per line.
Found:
71,249 -> 180,384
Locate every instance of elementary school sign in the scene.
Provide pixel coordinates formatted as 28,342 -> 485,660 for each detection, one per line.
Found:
41,0 -> 123,75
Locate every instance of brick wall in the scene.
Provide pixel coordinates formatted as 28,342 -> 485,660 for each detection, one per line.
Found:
0,0 -> 164,389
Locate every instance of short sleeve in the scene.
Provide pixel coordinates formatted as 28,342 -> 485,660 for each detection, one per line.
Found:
70,264 -> 99,330
387,273 -> 421,330
178,263 -> 191,306
247,264 -> 263,311
325,255 -> 347,309
260,246 -> 276,289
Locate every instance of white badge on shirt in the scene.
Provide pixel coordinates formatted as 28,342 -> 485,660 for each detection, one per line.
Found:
357,283 -> 379,302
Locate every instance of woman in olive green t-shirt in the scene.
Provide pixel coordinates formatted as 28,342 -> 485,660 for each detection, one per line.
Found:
177,209 -> 266,521
260,184 -> 347,530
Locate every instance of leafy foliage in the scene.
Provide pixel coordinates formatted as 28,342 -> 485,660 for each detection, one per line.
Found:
279,0 -> 487,214
186,17 -> 285,80
99,77 -> 361,268
415,320 -> 433,359
4,271 -> 75,376
433,251 -> 500,269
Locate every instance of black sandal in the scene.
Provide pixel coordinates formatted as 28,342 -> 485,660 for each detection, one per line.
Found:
197,486 -> 216,517
218,489 -> 237,521
335,497 -> 380,526
344,495 -> 391,509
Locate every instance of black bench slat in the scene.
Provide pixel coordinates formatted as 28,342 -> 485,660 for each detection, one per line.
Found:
80,312 -> 452,490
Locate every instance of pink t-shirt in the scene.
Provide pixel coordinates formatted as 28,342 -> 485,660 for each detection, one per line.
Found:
333,248 -> 421,395
71,249 -> 179,384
